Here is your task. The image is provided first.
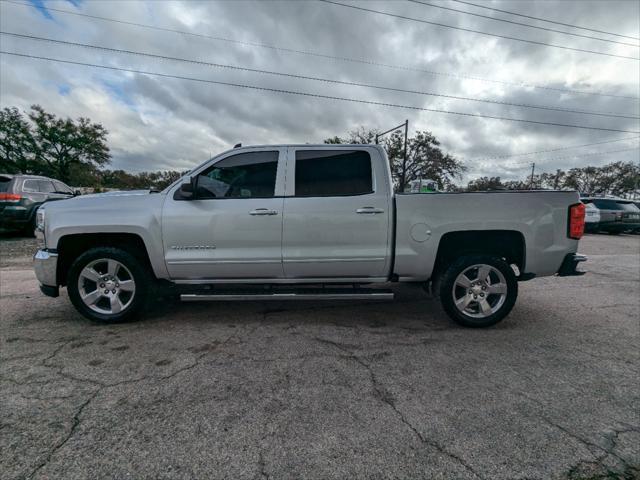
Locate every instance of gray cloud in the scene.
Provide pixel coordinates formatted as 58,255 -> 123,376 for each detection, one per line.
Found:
0,0 -> 638,182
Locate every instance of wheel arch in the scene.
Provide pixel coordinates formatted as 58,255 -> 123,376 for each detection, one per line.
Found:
56,232 -> 155,286
431,230 -> 526,282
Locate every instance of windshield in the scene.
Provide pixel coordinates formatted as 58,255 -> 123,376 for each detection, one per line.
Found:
161,170 -> 192,194
590,199 -> 626,210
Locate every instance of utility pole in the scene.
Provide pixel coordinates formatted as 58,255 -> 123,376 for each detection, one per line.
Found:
529,162 -> 535,189
375,119 -> 409,191
403,119 -> 408,190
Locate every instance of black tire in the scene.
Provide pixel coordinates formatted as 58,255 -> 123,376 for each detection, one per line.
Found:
67,247 -> 151,323
22,215 -> 36,237
438,255 -> 518,328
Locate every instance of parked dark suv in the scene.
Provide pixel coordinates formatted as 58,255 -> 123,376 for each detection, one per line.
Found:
0,174 -> 77,235
581,197 -> 640,234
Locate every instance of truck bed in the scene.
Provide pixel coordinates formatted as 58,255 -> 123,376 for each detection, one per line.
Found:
393,190 -> 581,281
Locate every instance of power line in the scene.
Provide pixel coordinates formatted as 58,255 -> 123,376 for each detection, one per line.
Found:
319,0 -> 640,60
450,0 -> 640,41
407,0 -> 639,48
503,146 -> 640,168
2,0 -> 637,101
3,50 -> 640,135
4,31 -> 637,121
470,136 -> 640,162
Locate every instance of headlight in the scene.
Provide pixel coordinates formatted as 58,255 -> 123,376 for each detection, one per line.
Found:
36,207 -> 46,232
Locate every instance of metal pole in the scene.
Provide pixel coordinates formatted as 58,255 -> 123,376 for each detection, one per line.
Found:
402,120 -> 409,191
403,120 -> 408,167
375,134 -> 379,145
529,162 -> 535,189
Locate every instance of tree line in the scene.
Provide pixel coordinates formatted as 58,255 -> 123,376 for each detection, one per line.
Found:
1,106 -> 637,196
0,105 -> 183,191
465,161 -> 639,195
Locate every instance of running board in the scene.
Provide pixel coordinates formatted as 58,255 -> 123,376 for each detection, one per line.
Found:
180,291 -> 394,302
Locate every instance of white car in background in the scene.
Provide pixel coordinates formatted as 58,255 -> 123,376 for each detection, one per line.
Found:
583,202 -> 600,233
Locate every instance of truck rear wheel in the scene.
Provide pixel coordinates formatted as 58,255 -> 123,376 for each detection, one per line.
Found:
67,247 -> 150,323
438,255 -> 518,328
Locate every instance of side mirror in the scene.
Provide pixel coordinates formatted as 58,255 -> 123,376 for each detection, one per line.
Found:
178,177 -> 196,199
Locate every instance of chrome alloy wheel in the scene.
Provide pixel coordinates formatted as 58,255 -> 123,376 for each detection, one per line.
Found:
77,258 -> 136,315
452,264 -> 507,318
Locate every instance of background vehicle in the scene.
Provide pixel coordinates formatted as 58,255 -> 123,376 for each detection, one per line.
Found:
581,197 -> 640,234
0,174 -> 77,236
34,145 -> 586,328
583,202 -> 601,233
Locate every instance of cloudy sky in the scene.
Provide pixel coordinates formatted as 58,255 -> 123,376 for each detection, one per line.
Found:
1,0 -> 638,182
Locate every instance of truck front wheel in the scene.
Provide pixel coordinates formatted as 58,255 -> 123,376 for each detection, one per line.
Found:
67,247 -> 151,323
438,255 -> 518,328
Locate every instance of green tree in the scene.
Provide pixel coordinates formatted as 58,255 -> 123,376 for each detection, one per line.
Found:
28,105 -> 111,183
467,176 -> 504,191
324,127 -> 465,191
0,107 -> 35,174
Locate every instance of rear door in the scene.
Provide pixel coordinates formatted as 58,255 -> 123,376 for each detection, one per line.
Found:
162,148 -> 286,279
281,147 -> 392,279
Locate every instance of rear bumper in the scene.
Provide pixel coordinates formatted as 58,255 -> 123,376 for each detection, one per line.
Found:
557,253 -> 587,276
0,206 -> 31,228
34,249 -> 59,297
599,222 -> 640,233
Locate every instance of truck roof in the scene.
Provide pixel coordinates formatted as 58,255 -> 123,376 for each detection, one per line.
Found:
229,143 -> 384,150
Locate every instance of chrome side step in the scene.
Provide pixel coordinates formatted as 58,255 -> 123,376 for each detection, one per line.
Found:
180,291 -> 394,302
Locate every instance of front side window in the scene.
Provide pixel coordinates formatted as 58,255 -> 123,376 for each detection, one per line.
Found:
53,180 -> 73,194
295,150 -> 372,197
37,180 -> 56,193
195,151 -> 278,199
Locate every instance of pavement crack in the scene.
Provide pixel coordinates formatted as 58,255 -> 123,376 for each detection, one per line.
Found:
25,389 -> 100,480
257,451 -> 271,480
313,335 -> 484,480
514,389 -> 635,469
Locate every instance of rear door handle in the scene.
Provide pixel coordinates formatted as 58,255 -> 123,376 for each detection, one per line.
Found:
249,208 -> 278,216
356,207 -> 385,214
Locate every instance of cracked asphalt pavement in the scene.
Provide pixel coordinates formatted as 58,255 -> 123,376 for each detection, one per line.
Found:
1,234 -> 638,479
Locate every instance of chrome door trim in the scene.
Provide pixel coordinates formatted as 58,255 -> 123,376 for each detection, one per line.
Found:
173,276 -> 389,284
181,292 -> 394,301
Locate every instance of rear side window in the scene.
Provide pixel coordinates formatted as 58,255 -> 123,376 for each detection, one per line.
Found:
196,151 -> 278,199
22,179 -> 39,192
0,176 -> 11,192
295,150 -> 372,197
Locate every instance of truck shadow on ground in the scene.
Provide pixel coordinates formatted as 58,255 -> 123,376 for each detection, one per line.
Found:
139,284 -> 518,333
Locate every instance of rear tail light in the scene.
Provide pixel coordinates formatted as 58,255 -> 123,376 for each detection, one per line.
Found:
568,203 -> 585,240
0,193 -> 21,202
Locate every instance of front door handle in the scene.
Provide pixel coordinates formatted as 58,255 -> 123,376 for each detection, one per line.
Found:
356,207 -> 385,214
249,208 -> 278,216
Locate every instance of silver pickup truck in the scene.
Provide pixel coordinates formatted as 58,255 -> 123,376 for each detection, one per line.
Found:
34,144 -> 586,327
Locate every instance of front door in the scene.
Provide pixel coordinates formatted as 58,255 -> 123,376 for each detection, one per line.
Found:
282,147 -> 392,279
162,148 -> 286,279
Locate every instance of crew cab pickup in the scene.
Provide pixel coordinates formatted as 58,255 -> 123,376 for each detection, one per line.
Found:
34,144 -> 586,327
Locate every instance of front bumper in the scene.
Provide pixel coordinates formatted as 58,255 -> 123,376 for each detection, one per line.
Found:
34,249 -> 59,297
557,253 -> 587,276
